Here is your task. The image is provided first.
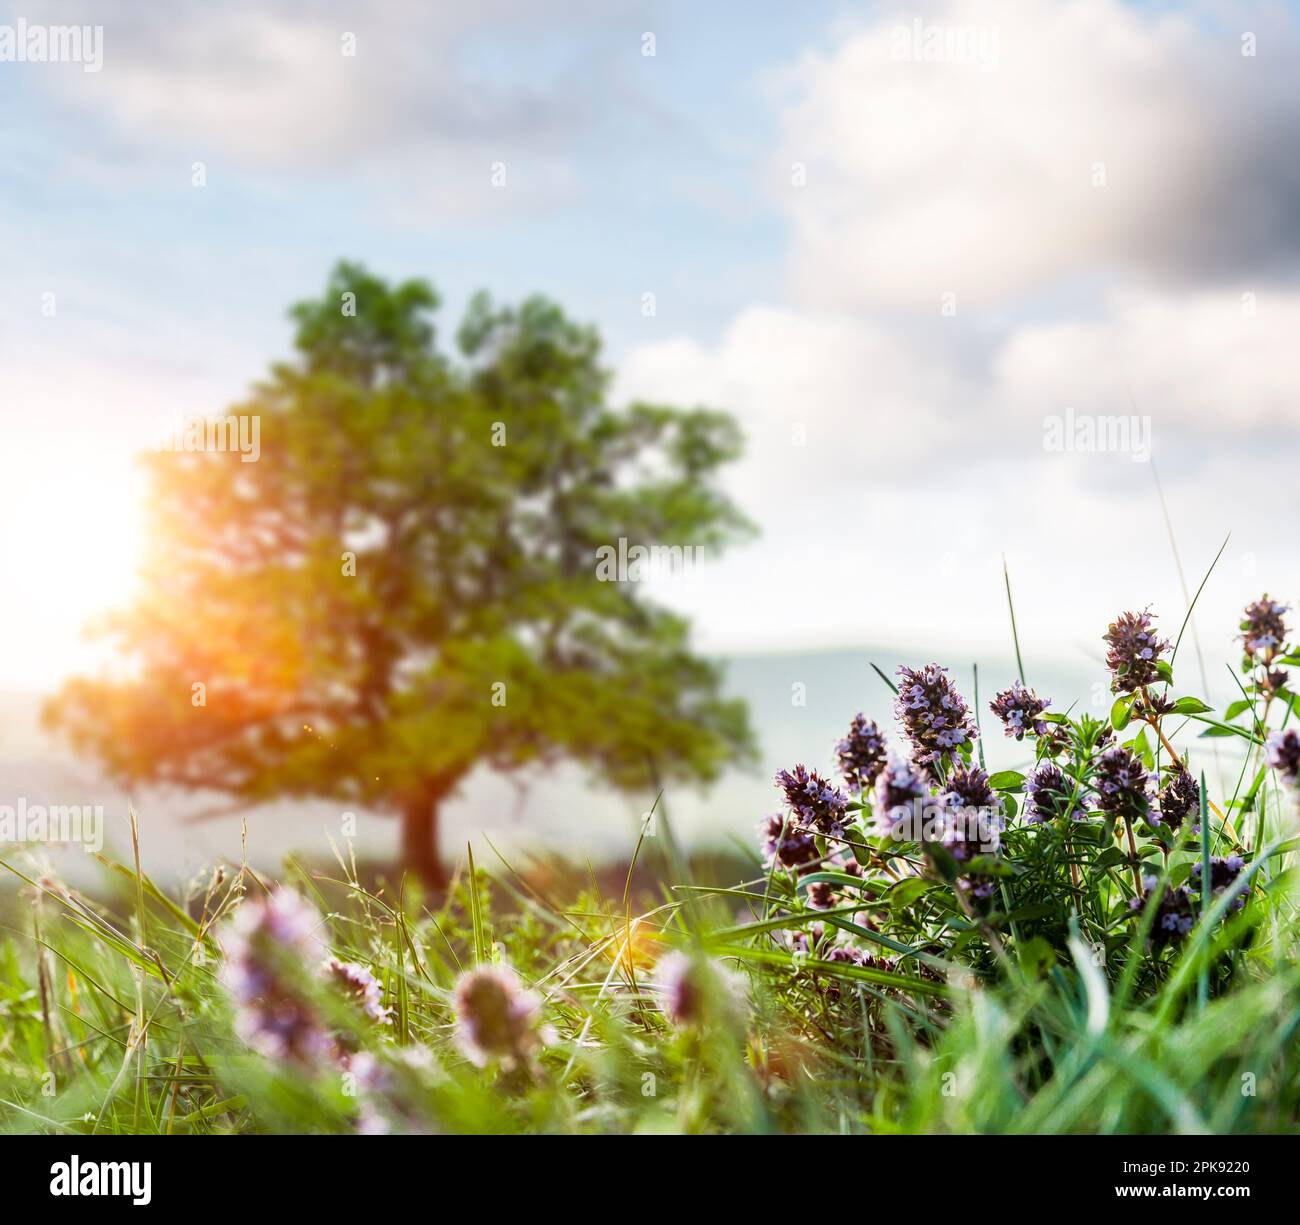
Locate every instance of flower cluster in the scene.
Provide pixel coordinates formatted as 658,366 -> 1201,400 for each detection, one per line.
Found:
1154,767 -> 1199,832
937,765 -> 1001,825
452,965 -> 546,1070
821,944 -> 895,1001
653,951 -> 746,1028
789,924 -> 828,958
775,765 -> 850,836
1093,745 -> 1151,824
823,944 -> 888,970
1103,608 -> 1169,694
805,880 -> 835,910
836,714 -> 888,792
219,889 -> 332,1064
936,765 -> 1004,900
1192,855 -> 1249,913
759,813 -> 819,872
1130,876 -> 1196,949
754,600 -> 1280,995
1266,729 -> 1300,786
1241,595 -> 1291,694
324,957 -> 393,1024
1024,761 -> 1084,824
1240,595 -> 1289,666
219,892 -> 395,1073
872,755 -> 929,838
989,681 -> 1051,740
895,663 -> 978,772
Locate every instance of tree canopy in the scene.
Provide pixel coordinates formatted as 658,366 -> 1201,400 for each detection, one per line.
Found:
47,262 -> 756,884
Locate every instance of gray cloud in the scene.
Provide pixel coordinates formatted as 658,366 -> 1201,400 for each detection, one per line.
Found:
770,0 -> 1300,308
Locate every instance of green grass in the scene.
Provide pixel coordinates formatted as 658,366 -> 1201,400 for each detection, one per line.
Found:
0,800 -> 1297,1135
3,586 -> 1299,1135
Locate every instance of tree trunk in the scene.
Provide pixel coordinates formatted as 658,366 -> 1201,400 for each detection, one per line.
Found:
401,788 -> 447,890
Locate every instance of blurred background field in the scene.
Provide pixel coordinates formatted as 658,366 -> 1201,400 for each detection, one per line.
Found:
2,647 -> 1109,884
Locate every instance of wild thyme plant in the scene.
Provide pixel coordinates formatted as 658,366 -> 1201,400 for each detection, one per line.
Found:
759,599 -> 1300,995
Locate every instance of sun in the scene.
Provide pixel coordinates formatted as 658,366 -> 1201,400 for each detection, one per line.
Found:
0,456 -> 145,691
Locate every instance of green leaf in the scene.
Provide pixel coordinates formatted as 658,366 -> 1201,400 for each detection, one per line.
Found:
1131,728 -> 1154,770
1223,698 -> 1252,720
1016,935 -> 1057,977
988,769 -> 1026,791
886,877 -> 941,909
926,843 -> 960,883
797,870 -> 874,893
1155,660 -> 1174,683
1092,846 -> 1129,870
1111,694 -> 1134,731
1170,696 -> 1213,715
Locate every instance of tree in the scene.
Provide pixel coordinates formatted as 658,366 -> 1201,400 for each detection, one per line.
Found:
46,263 -> 755,886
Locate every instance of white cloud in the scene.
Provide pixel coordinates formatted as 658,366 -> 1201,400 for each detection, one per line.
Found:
20,0 -> 619,215
618,286 -> 1300,659
997,289 -> 1300,435
771,0 -> 1300,309
619,305 -> 971,499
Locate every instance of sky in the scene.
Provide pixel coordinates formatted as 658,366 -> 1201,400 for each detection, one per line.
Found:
1,0 -> 1298,702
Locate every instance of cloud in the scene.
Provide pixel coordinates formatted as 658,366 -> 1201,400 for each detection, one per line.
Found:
17,0 -> 630,215
619,305 -> 973,502
996,289 -> 1300,436
770,0 -> 1300,309
617,285 -> 1300,657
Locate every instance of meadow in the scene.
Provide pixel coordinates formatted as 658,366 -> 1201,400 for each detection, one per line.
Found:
1,590 -> 1298,1137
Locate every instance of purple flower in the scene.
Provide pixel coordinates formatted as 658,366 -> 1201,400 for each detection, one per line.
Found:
824,945 -> 891,971
1129,876 -> 1196,948
805,881 -> 835,910
936,765 -> 1003,863
872,755 -> 930,838
1191,855 -> 1250,912
453,965 -> 545,1069
1104,608 -> 1170,694
775,765 -> 850,836
758,813 -> 819,872
1093,745 -> 1151,824
219,889 -> 332,1064
1154,767 -> 1199,832
836,714 -> 889,793
324,957 -> 392,1024
937,764 -> 999,814
989,681 -> 1051,740
820,944 -> 894,1000
1024,761 -> 1086,824
1240,595 -> 1289,667
895,664 -> 979,772
653,952 -> 745,1028
789,923 -> 827,958
1267,729 -> 1300,785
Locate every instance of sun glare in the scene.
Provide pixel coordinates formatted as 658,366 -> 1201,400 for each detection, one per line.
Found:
1,458 -> 143,691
